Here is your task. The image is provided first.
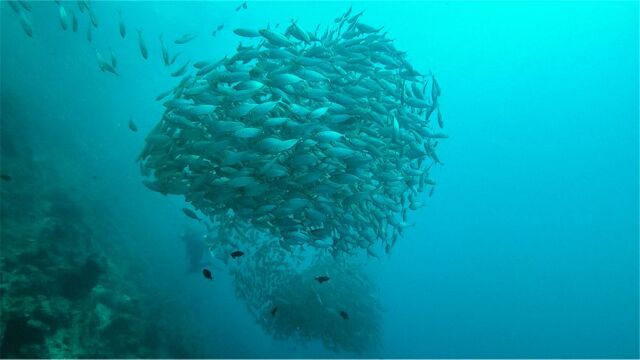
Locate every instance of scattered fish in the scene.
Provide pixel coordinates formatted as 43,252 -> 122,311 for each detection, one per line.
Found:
96,50 -> 119,76
71,10 -> 78,32
128,118 -> 138,132
230,250 -> 245,259
171,60 -> 190,77
235,1 -> 247,11
58,5 -> 69,31
202,268 -> 213,280
174,33 -> 198,44
1,174 -> 12,181
270,306 -> 278,316
18,11 -> 33,37
137,28 -> 148,60
86,22 -> 92,42
182,207 -> 200,221
315,275 -> 330,283
339,310 -> 349,320
117,9 -> 126,38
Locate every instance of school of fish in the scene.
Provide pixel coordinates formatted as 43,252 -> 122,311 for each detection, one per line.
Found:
137,7 -> 446,257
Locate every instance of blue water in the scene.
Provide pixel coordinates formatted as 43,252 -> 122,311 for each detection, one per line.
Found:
1,1 -> 638,358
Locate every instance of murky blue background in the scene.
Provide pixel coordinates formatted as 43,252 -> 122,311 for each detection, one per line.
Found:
1,1 -> 638,357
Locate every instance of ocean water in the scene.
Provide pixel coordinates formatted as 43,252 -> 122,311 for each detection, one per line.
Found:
0,1 -> 638,358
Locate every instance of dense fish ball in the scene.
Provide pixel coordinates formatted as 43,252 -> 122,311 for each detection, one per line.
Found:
139,8 -> 446,256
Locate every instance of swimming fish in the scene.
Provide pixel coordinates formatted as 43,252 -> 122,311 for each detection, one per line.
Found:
137,7 -> 446,258
86,22 -> 92,42
1,174 -> 12,181
18,11 -> 32,37
235,1 -> 247,11
128,119 -> 138,132
159,35 -> 170,66
71,10 -> 78,32
171,60 -> 190,77
315,275 -> 330,283
58,5 -> 68,31
117,9 -> 126,38
339,310 -> 349,320
137,28 -> 148,60
202,268 -> 213,280
174,33 -> 198,45
182,208 -> 200,221
230,250 -> 244,258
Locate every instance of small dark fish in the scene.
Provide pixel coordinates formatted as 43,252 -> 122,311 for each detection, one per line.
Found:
128,118 -> 138,132
270,306 -> 278,316
182,208 -> 200,221
1,174 -> 12,181
242,1 -> 247,9
170,51 -> 182,65
18,0 -> 31,12
71,10 -> 78,32
217,24 -> 224,31
137,28 -> 148,60
211,30 -> 218,37
171,60 -> 190,77
86,23 -> 92,42
315,275 -> 330,283
339,310 -> 349,320
174,33 -> 198,44
91,175 -> 99,180
230,250 -> 244,259
429,187 -> 435,197
117,9 -> 126,38
202,268 -> 213,280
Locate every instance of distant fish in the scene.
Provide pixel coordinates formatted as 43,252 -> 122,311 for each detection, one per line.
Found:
58,5 -> 69,31
7,1 -> 20,13
88,7 -> 98,28
86,22 -> 92,42
159,34 -> 170,66
1,174 -> 12,181
137,28 -> 148,60
235,2 -> 246,11
339,310 -> 349,320
174,33 -> 198,45
18,11 -> 33,37
230,250 -> 244,259
77,0 -> 87,13
95,50 -> 119,76
117,9 -> 126,38
170,51 -> 182,65
429,187 -> 434,197
314,275 -> 330,283
217,24 -> 224,31
71,10 -> 78,32
128,118 -> 138,132
202,268 -> 213,280
18,0 -> 31,12
270,306 -> 278,316
155,89 -> 173,101
233,28 -> 261,38
109,47 -> 118,68
171,60 -> 190,77
182,207 -> 200,221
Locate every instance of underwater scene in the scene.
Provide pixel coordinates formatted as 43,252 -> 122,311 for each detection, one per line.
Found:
0,1 -> 638,358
